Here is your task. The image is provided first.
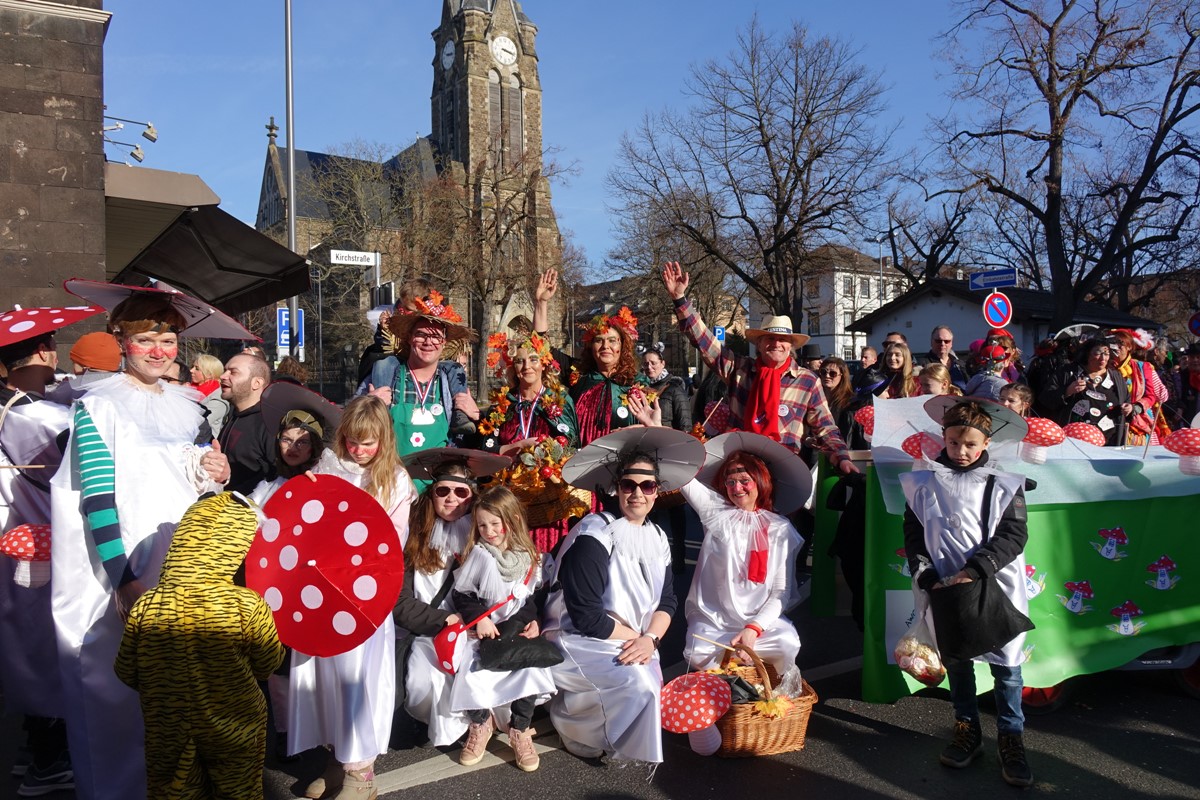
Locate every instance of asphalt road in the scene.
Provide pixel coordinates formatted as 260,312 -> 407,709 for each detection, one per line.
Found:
3,537 -> 1198,799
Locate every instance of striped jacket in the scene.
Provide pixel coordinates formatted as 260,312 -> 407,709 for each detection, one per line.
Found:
673,297 -> 850,467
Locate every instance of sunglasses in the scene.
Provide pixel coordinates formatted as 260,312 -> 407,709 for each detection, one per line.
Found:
819,369 -> 840,377
617,479 -> 659,495
433,485 -> 472,499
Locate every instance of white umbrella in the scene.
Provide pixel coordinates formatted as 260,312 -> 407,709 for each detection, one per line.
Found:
63,278 -> 258,340
694,431 -> 814,515
561,427 -> 706,494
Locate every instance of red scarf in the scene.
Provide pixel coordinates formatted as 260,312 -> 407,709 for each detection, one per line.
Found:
744,359 -> 788,441
747,517 -> 769,583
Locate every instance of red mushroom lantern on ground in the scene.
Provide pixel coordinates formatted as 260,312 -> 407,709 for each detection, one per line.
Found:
1062,422 -> 1107,448
901,431 -> 943,460
853,405 -> 875,439
1147,555 -> 1179,591
1095,527 -> 1129,561
1108,600 -> 1144,636
1061,580 -> 1094,614
1164,428 -> 1200,476
1020,418 -> 1064,464
0,523 -> 51,588
661,672 -> 732,756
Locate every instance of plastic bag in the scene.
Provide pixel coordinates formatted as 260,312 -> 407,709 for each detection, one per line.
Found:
894,581 -> 946,687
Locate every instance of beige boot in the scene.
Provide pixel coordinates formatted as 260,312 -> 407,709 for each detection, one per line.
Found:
333,768 -> 377,800
507,726 -> 540,772
303,756 -> 344,799
459,715 -> 494,766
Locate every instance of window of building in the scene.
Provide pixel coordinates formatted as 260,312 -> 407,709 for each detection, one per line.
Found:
843,310 -> 853,330
506,74 -> 523,163
809,311 -> 821,336
842,275 -> 852,295
843,346 -> 855,360
805,277 -> 820,298
859,277 -> 870,298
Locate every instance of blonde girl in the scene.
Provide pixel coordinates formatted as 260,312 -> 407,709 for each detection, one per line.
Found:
449,486 -> 555,772
290,395 -> 417,800
999,384 -> 1034,417
919,364 -> 963,397
881,342 -> 920,398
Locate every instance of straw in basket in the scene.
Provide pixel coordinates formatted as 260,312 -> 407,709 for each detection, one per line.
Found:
714,643 -> 817,758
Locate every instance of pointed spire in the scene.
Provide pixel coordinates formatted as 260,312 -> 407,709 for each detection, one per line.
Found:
266,116 -> 278,144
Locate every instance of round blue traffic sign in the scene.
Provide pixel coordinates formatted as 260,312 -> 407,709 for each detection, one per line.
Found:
1189,311 -> 1200,338
982,291 -> 1013,328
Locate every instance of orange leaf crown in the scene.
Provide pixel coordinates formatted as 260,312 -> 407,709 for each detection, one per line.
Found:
582,306 -> 638,344
412,290 -> 462,324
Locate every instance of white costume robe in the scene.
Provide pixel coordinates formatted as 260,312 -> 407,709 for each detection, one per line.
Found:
680,480 -> 804,673
447,546 -> 557,726
543,513 -> 672,764
0,393 -> 69,718
49,375 -> 216,800
404,515 -> 472,746
287,450 -> 415,763
899,461 -> 1029,667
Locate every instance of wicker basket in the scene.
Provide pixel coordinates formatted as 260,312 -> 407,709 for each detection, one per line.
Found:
715,644 -> 817,758
517,483 -> 592,529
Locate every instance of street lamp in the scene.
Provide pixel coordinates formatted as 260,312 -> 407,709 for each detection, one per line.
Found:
874,233 -> 886,305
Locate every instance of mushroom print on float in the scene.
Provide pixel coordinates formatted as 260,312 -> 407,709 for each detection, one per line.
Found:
1091,527 -> 1129,561
890,548 -> 911,577
1057,580 -> 1095,614
1024,564 -> 1047,599
1107,600 -> 1146,636
1146,555 -> 1180,591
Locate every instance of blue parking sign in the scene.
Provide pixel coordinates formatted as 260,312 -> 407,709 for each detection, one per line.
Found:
713,326 -> 726,342
276,307 -> 305,348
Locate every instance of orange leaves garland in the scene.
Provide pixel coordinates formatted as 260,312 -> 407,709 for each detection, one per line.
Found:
582,305 -> 638,343
412,289 -> 462,324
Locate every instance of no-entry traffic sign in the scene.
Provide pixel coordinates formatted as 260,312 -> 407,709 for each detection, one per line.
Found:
1189,311 -> 1200,338
982,291 -> 1013,328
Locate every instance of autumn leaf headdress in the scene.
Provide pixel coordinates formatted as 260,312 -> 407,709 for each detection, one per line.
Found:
582,306 -> 638,344
386,289 -> 477,350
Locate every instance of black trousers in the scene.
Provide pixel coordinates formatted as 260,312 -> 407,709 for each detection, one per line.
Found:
466,695 -> 537,731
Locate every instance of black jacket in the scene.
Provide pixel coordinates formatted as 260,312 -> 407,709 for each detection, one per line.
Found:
647,373 -> 691,432
216,402 -> 275,495
392,562 -> 456,635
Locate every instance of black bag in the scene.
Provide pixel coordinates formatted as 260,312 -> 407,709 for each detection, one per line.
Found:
927,474 -> 1034,661
478,617 -> 564,672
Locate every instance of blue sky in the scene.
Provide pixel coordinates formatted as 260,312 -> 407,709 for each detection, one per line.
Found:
102,1 -> 957,276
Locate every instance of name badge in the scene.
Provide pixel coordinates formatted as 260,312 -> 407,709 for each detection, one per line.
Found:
615,406 -> 629,419
778,404 -> 790,417
430,403 -> 445,417
411,407 -> 436,426
557,423 -> 569,433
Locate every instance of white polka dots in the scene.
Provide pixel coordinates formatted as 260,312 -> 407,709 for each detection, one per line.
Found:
351,554 -> 363,566
332,611 -> 356,635
9,320 -> 35,334
293,611 -> 304,622
378,542 -> 389,555
279,545 -> 298,571
338,501 -> 349,512
264,587 -> 283,611
292,524 -> 303,536
343,521 -> 368,547
353,575 -> 377,601
258,557 -> 268,569
261,518 -> 280,542
301,585 -> 323,609
301,500 -> 324,523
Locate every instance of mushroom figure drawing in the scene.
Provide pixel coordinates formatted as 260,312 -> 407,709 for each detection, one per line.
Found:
891,548 -> 911,577
1107,600 -> 1145,636
1024,564 -> 1046,599
1020,418 -> 1064,464
901,432 -> 943,461
1146,555 -> 1179,591
1164,428 -> 1200,476
853,405 -> 875,439
1093,527 -> 1129,561
1059,580 -> 1095,614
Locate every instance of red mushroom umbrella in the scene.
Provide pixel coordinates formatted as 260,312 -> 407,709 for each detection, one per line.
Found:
901,431 -> 943,460
661,671 -> 732,755
1020,418 -> 1065,464
246,475 -> 404,657
0,305 -> 104,348
1063,422 -> 1106,448
853,404 -> 875,437
0,523 -> 51,588
1164,428 -> 1200,476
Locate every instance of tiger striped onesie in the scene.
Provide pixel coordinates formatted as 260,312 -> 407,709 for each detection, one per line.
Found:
116,492 -> 284,800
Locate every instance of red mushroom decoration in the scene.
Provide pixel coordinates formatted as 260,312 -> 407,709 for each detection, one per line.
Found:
1146,555 -> 1179,591
0,524 -> 51,588
1020,418 -> 1064,464
1061,580 -> 1094,614
901,431 -> 943,460
1024,564 -> 1045,598
1164,428 -> 1200,476
1062,422 -> 1106,448
853,405 -> 875,438
661,672 -> 732,755
1108,600 -> 1144,636
1095,527 -> 1129,561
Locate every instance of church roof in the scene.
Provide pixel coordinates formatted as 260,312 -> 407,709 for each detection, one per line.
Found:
446,0 -> 531,24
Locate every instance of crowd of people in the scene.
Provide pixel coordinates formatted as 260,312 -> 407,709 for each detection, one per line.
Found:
0,264 -> 1197,799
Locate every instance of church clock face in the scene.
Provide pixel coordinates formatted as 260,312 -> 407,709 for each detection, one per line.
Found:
490,35 -> 517,66
440,39 -> 455,71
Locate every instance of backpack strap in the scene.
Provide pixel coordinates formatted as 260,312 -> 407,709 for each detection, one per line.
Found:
980,473 -> 997,543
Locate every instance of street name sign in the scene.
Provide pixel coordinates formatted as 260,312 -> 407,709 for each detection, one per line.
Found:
969,267 -> 1018,291
330,250 -> 380,267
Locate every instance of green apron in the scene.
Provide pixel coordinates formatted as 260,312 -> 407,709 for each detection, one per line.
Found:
390,364 -> 450,457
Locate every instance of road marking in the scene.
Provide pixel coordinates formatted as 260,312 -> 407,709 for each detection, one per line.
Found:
375,718 -> 562,795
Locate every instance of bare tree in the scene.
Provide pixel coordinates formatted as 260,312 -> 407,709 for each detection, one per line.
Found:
608,17 -> 893,318
938,0 -> 1200,328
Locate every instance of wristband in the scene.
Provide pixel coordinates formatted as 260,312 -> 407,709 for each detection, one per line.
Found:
744,622 -> 764,635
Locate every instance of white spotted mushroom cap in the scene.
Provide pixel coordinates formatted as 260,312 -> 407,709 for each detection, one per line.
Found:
0,305 -> 104,348
1164,428 -> 1200,456
660,672 -> 733,733
0,524 -> 51,562
1023,418 -> 1065,447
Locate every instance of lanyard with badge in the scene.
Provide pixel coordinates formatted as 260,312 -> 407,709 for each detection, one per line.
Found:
516,389 -> 542,439
409,372 -> 442,426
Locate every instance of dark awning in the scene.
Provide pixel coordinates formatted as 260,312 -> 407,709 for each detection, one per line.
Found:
104,163 -> 310,315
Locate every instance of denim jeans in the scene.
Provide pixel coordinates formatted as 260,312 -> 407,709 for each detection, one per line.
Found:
946,660 -> 1024,735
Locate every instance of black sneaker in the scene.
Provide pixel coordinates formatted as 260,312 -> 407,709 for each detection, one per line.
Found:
939,718 -> 983,768
16,758 -> 74,797
10,746 -> 31,778
998,733 -> 1034,787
